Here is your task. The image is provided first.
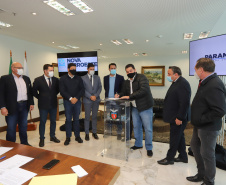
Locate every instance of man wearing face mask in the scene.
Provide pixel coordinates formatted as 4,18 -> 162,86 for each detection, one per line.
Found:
104,63 -> 125,139
116,64 -> 154,157
186,58 -> 226,185
0,62 -> 34,145
33,64 -> 60,147
157,66 -> 191,165
81,63 -> 102,141
59,63 -> 85,145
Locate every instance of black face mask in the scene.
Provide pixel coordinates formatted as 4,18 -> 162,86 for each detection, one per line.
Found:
127,72 -> 136,78
70,70 -> 76,75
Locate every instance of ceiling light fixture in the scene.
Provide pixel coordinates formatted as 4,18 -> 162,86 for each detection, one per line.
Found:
199,31 -> 210,39
99,43 -> 103,46
52,41 -> 55,43
123,39 -> 133,44
32,12 -> 37,15
69,0 -> 93,13
156,35 -> 163,38
184,33 -> 193,39
133,53 -> 139,56
43,0 -> 75,16
0,21 -> 12,27
111,40 -> 122,45
66,45 -> 79,49
181,50 -> 187,54
146,40 -> 149,42
58,46 -> 69,49
142,53 -> 147,56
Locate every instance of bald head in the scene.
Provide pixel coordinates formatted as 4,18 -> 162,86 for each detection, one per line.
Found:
11,62 -> 23,76
11,62 -> 22,68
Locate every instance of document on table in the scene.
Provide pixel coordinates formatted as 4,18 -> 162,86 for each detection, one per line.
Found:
0,147 -> 13,156
29,173 -> 77,185
0,167 -> 37,185
0,154 -> 34,171
71,165 -> 88,177
107,98 -> 120,100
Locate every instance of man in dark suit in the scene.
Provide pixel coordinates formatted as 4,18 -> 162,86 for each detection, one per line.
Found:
82,63 -> 102,141
104,63 -> 124,139
60,63 -> 85,146
104,63 -> 124,98
186,58 -> 226,185
33,64 -> 60,147
0,62 -> 34,145
157,66 -> 191,165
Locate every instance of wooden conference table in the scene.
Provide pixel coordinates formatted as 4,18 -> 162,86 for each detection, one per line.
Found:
0,139 -> 120,185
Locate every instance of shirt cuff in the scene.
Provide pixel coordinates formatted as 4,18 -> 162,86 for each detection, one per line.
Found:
69,97 -> 72,101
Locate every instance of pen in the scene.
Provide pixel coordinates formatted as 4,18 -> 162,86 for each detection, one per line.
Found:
0,156 -> 6,160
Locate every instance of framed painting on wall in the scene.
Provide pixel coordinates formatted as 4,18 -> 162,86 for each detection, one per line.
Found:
141,66 -> 165,86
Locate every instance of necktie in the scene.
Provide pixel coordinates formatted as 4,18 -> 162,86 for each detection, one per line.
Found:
48,78 -> 52,89
198,80 -> 202,89
90,75 -> 92,85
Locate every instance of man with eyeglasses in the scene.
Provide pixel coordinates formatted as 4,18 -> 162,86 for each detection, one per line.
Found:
0,62 -> 34,146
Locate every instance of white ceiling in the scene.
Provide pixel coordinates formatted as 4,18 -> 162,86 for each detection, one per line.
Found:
1,0 -> 226,59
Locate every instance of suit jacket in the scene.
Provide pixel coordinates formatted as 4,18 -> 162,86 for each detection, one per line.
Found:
0,74 -> 34,114
33,75 -> 60,109
81,74 -> 102,103
163,76 -> 191,124
119,73 -> 153,112
104,74 -> 124,98
191,73 -> 226,130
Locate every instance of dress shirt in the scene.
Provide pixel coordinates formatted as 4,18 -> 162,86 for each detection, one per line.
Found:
108,74 -> 116,98
12,73 -> 27,101
44,74 -> 52,86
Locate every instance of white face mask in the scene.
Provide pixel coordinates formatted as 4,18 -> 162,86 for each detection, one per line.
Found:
48,71 -> 54,78
194,71 -> 200,80
17,69 -> 23,76
89,70 -> 94,75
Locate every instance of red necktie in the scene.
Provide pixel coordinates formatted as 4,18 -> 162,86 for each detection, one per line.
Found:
198,80 -> 202,88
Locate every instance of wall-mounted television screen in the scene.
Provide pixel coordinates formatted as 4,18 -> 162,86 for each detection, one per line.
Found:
57,51 -> 98,76
189,34 -> 226,76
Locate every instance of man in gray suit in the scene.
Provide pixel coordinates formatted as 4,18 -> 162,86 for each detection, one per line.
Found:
82,63 -> 102,141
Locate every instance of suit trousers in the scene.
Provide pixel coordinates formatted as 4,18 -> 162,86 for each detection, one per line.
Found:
84,101 -> 99,134
191,127 -> 219,185
39,107 -> 57,139
5,101 -> 29,144
166,121 -> 188,161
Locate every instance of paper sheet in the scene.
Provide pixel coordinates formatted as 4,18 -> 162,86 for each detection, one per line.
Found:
29,173 -> 77,185
0,147 -> 13,156
0,167 -> 37,185
0,154 -> 34,172
71,165 -> 88,177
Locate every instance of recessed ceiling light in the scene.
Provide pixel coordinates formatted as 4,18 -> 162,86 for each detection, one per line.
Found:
133,53 -> 139,56
184,33 -> 193,39
52,41 -> 55,43
58,46 -> 69,49
199,31 -> 210,39
123,39 -> 133,44
32,12 -> 37,15
66,45 -> 79,49
43,0 -> 75,16
142,53 -> 147,56
99,43 -> 103,46
146,40 -> 149,42
69,0 -> 93,13
182,50 -> 187,54
111,40 -> 122,45
0,21 -> 12,27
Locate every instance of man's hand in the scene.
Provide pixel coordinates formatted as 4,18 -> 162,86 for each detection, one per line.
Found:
30,105 -> 34,111
115,94 -> 120,98
120,96 -> 130,99
1,108 -> 8,116
175,118 -> 182,125
90,96 -> 96,101
71,98 -> 78,104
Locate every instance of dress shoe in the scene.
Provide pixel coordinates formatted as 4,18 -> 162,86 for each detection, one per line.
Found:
85,134 -> 90,141
117,134 -> 121,140
157,158 -> 174,165
75,137 -> 83,143
64,138 -> 71,146
174,157 -> 188,163
39,139 -> 44,147
147,150 -> 153,157
130,146 -> 143,150
50,137 -> 60,143
92,133 -> 99,140
186,174 -> 203,182
24,143 -> 32,146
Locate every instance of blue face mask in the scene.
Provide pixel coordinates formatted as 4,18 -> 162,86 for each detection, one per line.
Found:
110,69 -> 116,75
167,76 -> 173,82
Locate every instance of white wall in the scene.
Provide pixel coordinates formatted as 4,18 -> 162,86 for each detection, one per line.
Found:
98,55 -> 199,101
0,34 -> 61,127
0,33 -> 200,127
